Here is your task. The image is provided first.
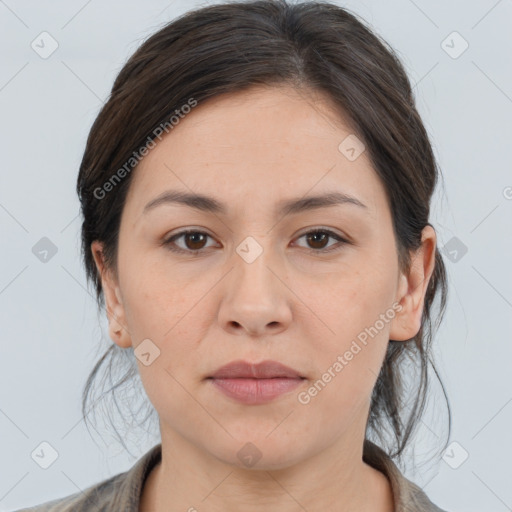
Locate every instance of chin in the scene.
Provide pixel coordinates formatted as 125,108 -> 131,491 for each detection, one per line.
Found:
208,435 -> 307,471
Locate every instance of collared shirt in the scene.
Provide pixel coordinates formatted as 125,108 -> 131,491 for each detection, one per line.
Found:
15,440 -> 448,511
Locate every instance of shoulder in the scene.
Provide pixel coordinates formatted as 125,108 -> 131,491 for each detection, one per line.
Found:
11,472 -> 125,512
363,439 -> 450,512
404,477 -> 450,512
12,443 -> 162,512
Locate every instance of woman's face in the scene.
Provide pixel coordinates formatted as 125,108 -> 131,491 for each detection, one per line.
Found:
93,85 -> 434,469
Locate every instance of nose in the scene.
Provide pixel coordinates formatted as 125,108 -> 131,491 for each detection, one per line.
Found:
217,245 -> 292,337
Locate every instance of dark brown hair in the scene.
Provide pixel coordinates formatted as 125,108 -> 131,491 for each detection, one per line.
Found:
78,0 -> 451,462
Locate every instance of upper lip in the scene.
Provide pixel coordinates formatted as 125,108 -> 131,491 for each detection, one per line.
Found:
209,360 -> 304,379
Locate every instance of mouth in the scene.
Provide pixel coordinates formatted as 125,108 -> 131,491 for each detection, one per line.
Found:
208,359 -> 305,379
207,360 -> 306,405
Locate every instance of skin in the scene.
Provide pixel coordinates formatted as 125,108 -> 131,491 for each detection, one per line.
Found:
91,85 -> 436,512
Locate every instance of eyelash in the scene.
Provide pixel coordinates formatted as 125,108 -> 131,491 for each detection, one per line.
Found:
162,228 -> 349,256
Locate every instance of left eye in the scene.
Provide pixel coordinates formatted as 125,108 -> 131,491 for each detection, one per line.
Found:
163,228 -> 348,255
294,229 -> 348,253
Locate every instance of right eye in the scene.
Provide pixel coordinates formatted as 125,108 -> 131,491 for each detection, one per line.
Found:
162,229 -> 217,255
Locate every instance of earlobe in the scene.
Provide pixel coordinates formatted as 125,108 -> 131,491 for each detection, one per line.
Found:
389,225 -> 437,342
90,240 -> 132,348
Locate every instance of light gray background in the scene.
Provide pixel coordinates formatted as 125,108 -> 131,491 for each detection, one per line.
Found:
1,1 -> 511,511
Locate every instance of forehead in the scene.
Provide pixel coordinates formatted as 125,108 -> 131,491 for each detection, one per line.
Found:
124,85 -> 388,219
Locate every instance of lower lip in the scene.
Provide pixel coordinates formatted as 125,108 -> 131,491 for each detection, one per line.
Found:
208,377 -> 304,404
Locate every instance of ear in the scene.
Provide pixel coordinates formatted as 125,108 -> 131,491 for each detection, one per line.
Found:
90,240 -> 132,348
389,225 -> 437,342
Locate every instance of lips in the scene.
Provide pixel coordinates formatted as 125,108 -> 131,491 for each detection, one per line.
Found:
208,359 -> 304,380
207,360 -> 305,405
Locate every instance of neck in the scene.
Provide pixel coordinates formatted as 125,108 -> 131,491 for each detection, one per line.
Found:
140,429 -> 394,512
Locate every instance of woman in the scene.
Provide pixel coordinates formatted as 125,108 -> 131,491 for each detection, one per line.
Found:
17,0 -> 451,510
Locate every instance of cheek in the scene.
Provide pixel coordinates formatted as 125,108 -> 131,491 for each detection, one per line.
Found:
119,247 -> 202,340
124,278 -> 208,417
309,263 -> 396,394
121,268 -> 214,390
319,261 -> 396,333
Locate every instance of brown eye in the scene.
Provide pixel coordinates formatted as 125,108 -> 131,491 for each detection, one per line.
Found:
306,231 -> 330,250
295,229 -> 348,254
163,228 -> 348,256
182,232 -> 208,250
163,230 -> 215,255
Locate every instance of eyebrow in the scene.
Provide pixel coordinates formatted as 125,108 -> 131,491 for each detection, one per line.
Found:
143,190 -> 367,217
